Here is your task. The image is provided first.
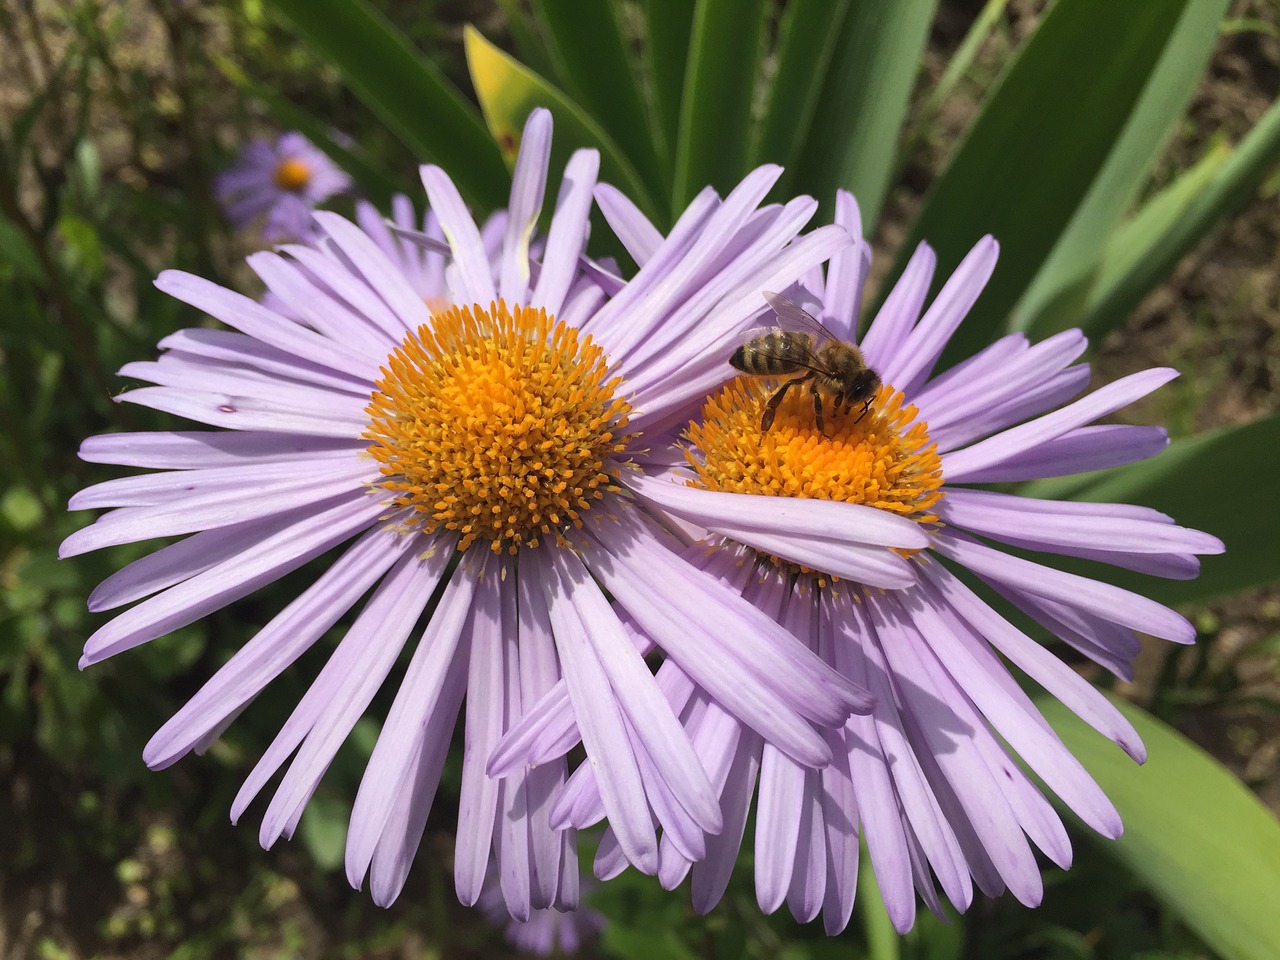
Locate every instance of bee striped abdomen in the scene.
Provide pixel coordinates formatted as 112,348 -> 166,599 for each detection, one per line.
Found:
730,331 -> 814,375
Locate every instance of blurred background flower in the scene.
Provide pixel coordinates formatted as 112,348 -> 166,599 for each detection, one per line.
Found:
478,863 -> 606,956
213,131 -> 352,242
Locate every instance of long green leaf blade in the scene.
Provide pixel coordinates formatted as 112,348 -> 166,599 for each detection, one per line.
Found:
750,0 -> 852,183
1035,695 -> 1280,960
857,845 -> 902,960
531,1 -> 664,200
1083,93 -> 1280,335
264,0 -> 508,210
1016,0 -> 1232,338
1076,140 -> 1231,337
465,27 -> 661,223
671,0 -> 768,213
493,0 -> 558,80
791,0 -> 938,231
643,0 -> 697,181
888,0 -> 1190,368
1022,413 -> 1280,606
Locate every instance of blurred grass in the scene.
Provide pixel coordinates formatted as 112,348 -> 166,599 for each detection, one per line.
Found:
0,0 -> 1276,957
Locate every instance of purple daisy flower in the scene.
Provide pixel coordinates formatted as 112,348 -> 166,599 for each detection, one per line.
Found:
62,113 -> 909,917
214,131 -> 352,242
479,865 -> 605,955
551,190 -> 1223,931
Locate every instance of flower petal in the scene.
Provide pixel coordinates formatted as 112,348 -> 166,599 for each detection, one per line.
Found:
241,541 -> 454,846
859,240 -> 935,370
70,454 -> 365,511
145,525 -> 412,770
78,430 -> 361,470
933,530 -> 1195,644
821,190 -> 871,342
115,385 -> 365,437
419,166 -> 498,305
558,547 -> 722,834
247,249 -> 398,357
455,557 -> 506,905
155,270 -> 380,380
877,236 -> 999,393
157,327 -> 372,395
61,458 -> 376,556
950,424 -> 1171,484
344,540 -> 472,894
593,182 -> 663,265
530,149 -> 599,316
631,475 -> 928,550
78,493 -> 385,665
918,561 -> 1145,762
313,212 -> 435,334
499,109 -> 552,304
541,547 -> 657,874
941,368 -> 1179,479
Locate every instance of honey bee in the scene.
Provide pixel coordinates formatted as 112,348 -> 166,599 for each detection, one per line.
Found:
730,291 -> 880,433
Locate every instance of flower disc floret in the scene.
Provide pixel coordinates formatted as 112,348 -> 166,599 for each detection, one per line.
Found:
272,157 -> 312,192
686,378 -> 944,527
365,300 -> 632,554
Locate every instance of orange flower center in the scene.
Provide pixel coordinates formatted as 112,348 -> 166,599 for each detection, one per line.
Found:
685,378 -> 944,574
364,301 -> 631,554
273,157 -> 312,192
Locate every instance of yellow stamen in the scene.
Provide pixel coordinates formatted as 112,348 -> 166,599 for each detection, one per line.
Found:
364,301 -> 631,554
685,378 -> 944,574
273,157 -> 312,192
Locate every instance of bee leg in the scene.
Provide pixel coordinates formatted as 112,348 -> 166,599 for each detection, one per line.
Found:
812,387 -> 825,435
760,375 -> 808,431
854,396 -> 873,423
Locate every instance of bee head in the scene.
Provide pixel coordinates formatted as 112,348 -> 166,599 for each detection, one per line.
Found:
843,368 -> 881,406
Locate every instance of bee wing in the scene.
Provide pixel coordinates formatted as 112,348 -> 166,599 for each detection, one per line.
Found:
762,290 -> 841,344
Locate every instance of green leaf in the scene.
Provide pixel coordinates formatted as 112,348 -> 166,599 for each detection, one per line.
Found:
670,0 -> 768,213
74,140 -> 101,200
1,486 -> 44,533
0,215 -> 42,282
1079,139 -> 1231,337
56,214 -> 103,282
298,795 -> 350,872
264,0 -> 508,210
1034,694 -> 1280,960
642,0 -> 697,178
1022,412 -> 1280,606
887,0 -> 1192,369
464,26 -> 661,222
1015,0 -> 1232,338
857,847 -> 901,960
1083,93 -> 1280,336
791,0 -> 938,231
493,0 -> 558,80
750,0 -> 852,179
928,0 -> 1010,117
531,0 -> 664,199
